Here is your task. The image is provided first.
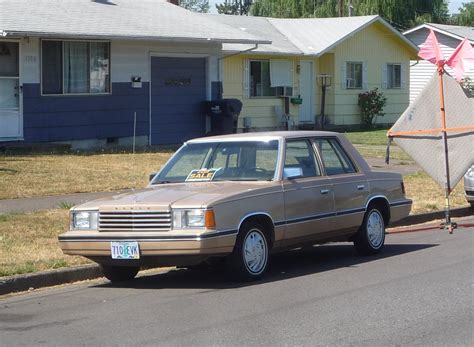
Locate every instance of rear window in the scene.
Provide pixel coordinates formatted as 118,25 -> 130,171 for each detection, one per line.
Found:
315,138 -> 356,176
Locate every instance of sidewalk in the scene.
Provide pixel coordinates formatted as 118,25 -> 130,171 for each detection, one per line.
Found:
0,191 -> 122,214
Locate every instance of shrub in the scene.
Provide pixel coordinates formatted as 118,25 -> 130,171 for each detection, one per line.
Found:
358,88 -> 387,128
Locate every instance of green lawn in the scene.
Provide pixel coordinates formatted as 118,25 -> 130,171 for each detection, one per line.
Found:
343,129 -> 391,146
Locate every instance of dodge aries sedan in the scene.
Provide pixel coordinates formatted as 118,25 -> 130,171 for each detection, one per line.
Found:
59,131 -> 412,282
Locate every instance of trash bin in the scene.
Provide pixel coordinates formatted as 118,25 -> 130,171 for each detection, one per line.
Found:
202,99 -> 243,135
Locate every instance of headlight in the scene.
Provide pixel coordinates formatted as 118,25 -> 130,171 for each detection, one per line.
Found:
467,168 -> 474,177
71,211 -> 98,230
173,209 -> 215,229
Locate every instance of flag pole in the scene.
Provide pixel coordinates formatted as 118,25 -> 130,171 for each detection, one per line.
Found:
437,66 -> 457,233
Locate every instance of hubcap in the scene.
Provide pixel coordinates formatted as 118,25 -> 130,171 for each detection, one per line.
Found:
243,229 -> 267,275
367,210 -> 384,248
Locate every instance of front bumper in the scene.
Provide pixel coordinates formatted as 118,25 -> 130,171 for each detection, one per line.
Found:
58,229 -> 237,258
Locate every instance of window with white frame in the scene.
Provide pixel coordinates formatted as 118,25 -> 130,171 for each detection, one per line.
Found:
346,62 -> 363,89
41,40 -> 110,95
387,63 -> 402,89
249,60 -> 292,97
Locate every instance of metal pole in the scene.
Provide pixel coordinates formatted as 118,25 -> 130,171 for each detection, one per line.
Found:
437,67 -> 456,233
320,85 -> 326,130
133,111 -> 137,155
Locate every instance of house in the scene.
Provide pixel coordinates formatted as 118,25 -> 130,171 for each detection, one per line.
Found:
0,0 -> 267,148
208,14 -> 419,131
404,23 -> 474,102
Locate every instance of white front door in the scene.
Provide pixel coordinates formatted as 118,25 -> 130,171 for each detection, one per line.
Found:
298,61 -> 314,124
0,41 -> 22,140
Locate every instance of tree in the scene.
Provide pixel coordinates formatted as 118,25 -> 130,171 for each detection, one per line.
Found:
250,0 -> 450,29
450,2 -> 474,26
216,0 -> 253,15
180,0 -> 210,13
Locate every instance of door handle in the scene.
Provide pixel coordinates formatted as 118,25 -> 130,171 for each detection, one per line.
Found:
357,185 -> 365,190
320,189 -> 330,195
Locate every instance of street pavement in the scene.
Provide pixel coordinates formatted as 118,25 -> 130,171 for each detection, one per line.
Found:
1,227 -> 472,346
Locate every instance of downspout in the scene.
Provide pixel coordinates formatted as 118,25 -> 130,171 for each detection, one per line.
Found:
217,44 -> 259,100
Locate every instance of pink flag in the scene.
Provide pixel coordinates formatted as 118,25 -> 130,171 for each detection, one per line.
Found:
446,38 -> 474,82
418,29 -> 445,66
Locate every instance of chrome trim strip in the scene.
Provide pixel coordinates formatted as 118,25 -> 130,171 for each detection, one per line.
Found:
390,200 -> 412,207
59,229 -> 238,242
237,212 -> 276,232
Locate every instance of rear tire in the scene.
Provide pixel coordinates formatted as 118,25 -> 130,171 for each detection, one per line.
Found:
354,207 -> 386,255
101,265 -> 140,282
227,222 -> 270,282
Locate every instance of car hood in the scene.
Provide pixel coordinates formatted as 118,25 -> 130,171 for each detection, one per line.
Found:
73,181 -> 281,211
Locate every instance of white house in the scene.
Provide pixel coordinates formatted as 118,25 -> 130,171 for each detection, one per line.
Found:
404,23 -> 474,102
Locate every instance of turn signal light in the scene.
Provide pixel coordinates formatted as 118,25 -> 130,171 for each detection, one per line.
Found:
205,210 -> 216,229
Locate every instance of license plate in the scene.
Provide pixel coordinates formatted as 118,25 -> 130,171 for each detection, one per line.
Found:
110,241 -> 140,260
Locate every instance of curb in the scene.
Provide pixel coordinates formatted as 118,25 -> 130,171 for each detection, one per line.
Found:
1,207 -> 472,296
389,207 -> 473,228
0,264 -> 102,296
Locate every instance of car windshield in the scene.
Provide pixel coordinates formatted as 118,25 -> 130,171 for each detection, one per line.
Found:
152,140 -> 279,183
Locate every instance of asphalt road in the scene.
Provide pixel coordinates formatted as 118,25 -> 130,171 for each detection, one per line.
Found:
1,228 -> 472,346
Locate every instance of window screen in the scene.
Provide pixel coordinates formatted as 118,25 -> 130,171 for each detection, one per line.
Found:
42,40 -> 110,95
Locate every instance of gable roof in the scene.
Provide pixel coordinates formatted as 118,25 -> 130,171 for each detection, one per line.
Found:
205,14 -> 301,55
404,23 -> 474,43
0,0 -> 269,44
207,14 -> 418,56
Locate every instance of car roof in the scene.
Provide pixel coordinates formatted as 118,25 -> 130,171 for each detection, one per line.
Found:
187,131 -> 343,144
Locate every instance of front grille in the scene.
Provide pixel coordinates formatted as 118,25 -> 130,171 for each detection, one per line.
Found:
99,211 -> 171,232
466,190 -> 474,196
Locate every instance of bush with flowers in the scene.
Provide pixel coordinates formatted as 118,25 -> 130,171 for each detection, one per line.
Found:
358,88 -> 387,128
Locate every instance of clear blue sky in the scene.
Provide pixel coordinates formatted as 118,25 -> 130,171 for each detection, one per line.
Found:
208,1 -> 465,14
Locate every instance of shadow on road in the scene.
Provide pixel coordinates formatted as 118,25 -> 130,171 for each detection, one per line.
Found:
97,243 -> 437,291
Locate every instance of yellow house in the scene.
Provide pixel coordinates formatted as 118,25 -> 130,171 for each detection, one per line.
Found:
208,15 -> 419,131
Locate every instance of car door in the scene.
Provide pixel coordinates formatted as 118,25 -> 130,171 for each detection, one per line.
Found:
282,139 -> 335,246
315,137 -> 368,232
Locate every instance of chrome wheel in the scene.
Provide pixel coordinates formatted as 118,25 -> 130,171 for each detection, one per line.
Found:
367,210 -> 384,249
243,229 -> 268,275
354,206 -> 386,256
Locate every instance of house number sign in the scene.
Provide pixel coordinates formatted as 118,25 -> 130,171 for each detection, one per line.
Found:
165,78 -> 191,86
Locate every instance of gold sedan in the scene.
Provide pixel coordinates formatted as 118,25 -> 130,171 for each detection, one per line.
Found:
59,131 -> 412,282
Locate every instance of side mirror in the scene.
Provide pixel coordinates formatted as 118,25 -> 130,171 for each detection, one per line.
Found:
283,167 -> 303,179
149,172 -> 158,182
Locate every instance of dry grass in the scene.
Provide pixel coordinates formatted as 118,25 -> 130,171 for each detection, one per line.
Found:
0,170 -> 468,277
0,151 -> 173,200
0,209 -> 89,277
405,171 -> 468,214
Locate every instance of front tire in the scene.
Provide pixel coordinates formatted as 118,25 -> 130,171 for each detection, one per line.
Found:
101,265 -> 140,282
354,207 -> 386,255
227,222 -> 270,281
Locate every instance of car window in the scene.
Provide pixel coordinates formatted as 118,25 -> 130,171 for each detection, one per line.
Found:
315,138 -> 356,175
155,141 -> 279,183
284,140 -> 320,178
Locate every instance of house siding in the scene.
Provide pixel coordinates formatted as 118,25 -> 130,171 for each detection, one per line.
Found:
23,83 -> 149,143
11,38 -> 222,146
406,28 -> 474,102
222,55 -> 300,130
333,22 -> 411,126
221,22 -> 413,131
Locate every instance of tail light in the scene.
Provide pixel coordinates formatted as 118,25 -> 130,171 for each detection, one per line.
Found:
401,180 -> 406,195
